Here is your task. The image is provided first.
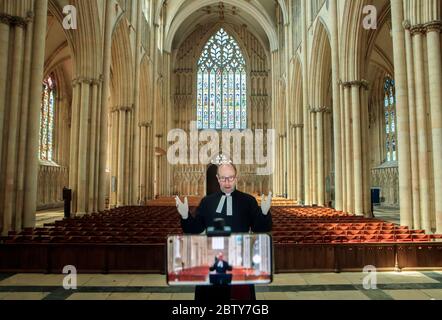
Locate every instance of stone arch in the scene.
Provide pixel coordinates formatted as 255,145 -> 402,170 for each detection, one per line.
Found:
189,23 -> 253,76
110,18 -> 135,108
291,54 -> 303,126
163,0 -> 279,52
64,0 -> 103,78
309,20 -> 332,108
340,0 -> 370,80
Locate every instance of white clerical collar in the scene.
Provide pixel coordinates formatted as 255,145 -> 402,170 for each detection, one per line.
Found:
216,193 -> 233,216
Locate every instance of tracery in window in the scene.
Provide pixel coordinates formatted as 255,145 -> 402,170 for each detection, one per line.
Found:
384,76 -> 397,162
39,74 -> 56,162
197,28 -> 247,130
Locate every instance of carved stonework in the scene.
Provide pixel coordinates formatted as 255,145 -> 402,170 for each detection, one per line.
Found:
410,24 -> 426,36
0,13 -> 28,27
424,20 -> 442,33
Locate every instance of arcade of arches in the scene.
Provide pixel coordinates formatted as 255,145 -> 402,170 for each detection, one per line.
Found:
0,0 -> 441,236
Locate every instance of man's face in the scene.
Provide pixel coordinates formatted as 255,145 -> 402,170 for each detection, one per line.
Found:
217,165 -> 237,194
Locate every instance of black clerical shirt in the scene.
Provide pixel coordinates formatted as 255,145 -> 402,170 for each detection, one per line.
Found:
181,190 -> 272,234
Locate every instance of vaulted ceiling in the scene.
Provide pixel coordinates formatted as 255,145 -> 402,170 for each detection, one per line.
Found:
159,0 -> 286,52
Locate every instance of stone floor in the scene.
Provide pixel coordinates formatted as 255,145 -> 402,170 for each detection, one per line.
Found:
373,206 -> 400,225
35,208 -> 64,227
0,271 -> 441,300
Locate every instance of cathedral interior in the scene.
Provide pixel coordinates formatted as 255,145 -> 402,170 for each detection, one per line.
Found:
0,0 -> 441,301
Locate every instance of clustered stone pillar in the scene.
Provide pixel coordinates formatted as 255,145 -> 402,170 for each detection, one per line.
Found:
343,82 -> 353,213
390,0 -> 441,232
301,0 -> 311,206
98,0 -> 114,212
338,80 -> 370,217
69,77 -> 104,216
425,20 -> 442,234
0,0 -> 48,235
330,0 -> 343,211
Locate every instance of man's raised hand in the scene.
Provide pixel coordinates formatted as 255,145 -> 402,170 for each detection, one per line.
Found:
175,196 -> 189,220
261,192 -> 273,216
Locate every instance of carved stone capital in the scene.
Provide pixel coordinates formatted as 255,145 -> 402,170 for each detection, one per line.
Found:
139,121 -> 152,128
118,105 -> 133,112
424,20 -> 442,33
291,123 -> 304,129
341,80 -> 369,91
410,24 -> 426,36
402,20 -> 411,30
0,13 -> 28,27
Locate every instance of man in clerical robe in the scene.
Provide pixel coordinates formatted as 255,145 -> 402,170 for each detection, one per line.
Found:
175,163 -> 272,301
175,163 -> 272,234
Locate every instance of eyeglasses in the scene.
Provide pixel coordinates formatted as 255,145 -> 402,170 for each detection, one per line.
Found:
218,176 -> 236,183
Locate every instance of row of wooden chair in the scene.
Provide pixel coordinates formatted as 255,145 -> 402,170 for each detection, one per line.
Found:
2,204 -> 440,245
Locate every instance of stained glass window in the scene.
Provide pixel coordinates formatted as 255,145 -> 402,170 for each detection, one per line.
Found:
197,28 -> 247,130
384,77 -> 397,162
39,74 -> 56,162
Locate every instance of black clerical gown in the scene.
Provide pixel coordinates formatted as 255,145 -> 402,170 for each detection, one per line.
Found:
181,190 -> 272,234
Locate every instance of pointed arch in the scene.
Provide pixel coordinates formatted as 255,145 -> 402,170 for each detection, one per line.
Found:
110,18 -> 135,107
196,28 -> 248,130
310,20 -> 332,107
164,0 -> 278,52
291,54 -> 303,124
340,0 -> 370,80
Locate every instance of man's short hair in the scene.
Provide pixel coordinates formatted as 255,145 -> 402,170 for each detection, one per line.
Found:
217,163 -> 238,176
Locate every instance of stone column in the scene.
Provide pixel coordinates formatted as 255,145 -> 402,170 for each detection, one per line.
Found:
361,84 -> 371,215
88,80 -> 99,213
411,25 -> 431,232
340,83 -> 347,212
425,21 -> 442,233
391,0 -> 413,228
317,107 -> 325,206
311,109 -> 317,204
350,82 -> 364,216
77,79 -> 91,215
117,107 -> 127,206
98,0 -> 113,212
23,0 -> 48,228
403,20 -> 420,229
69,80 -> 80,213
131,0 -> 143,205
124,107 -> 132,204
139,122 -> 149,204
0,16 -> 11,176
343,84 -> 353,213
3,22 -> 24,232
15,12 -> 34,229
330,0 -> 343,211
302,0 -> 310,205
296,124 -> 303,203
110,109 -> 119,208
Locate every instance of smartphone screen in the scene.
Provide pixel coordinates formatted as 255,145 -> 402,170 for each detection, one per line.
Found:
167,234 -> 273,286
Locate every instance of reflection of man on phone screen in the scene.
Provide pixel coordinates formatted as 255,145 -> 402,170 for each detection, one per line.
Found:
210,253 -> 232,274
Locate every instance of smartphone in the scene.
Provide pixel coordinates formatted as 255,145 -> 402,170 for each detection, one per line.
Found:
166,233 -> 273,286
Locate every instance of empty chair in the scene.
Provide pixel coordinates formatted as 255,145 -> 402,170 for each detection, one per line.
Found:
396,234 -> 412,242
412,234 -> 431,242
379,234 -> 395,242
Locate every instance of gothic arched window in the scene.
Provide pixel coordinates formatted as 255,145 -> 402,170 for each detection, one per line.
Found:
197,28 -> 247,130
384,76 -> 397,162
39,74 -> 56,162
